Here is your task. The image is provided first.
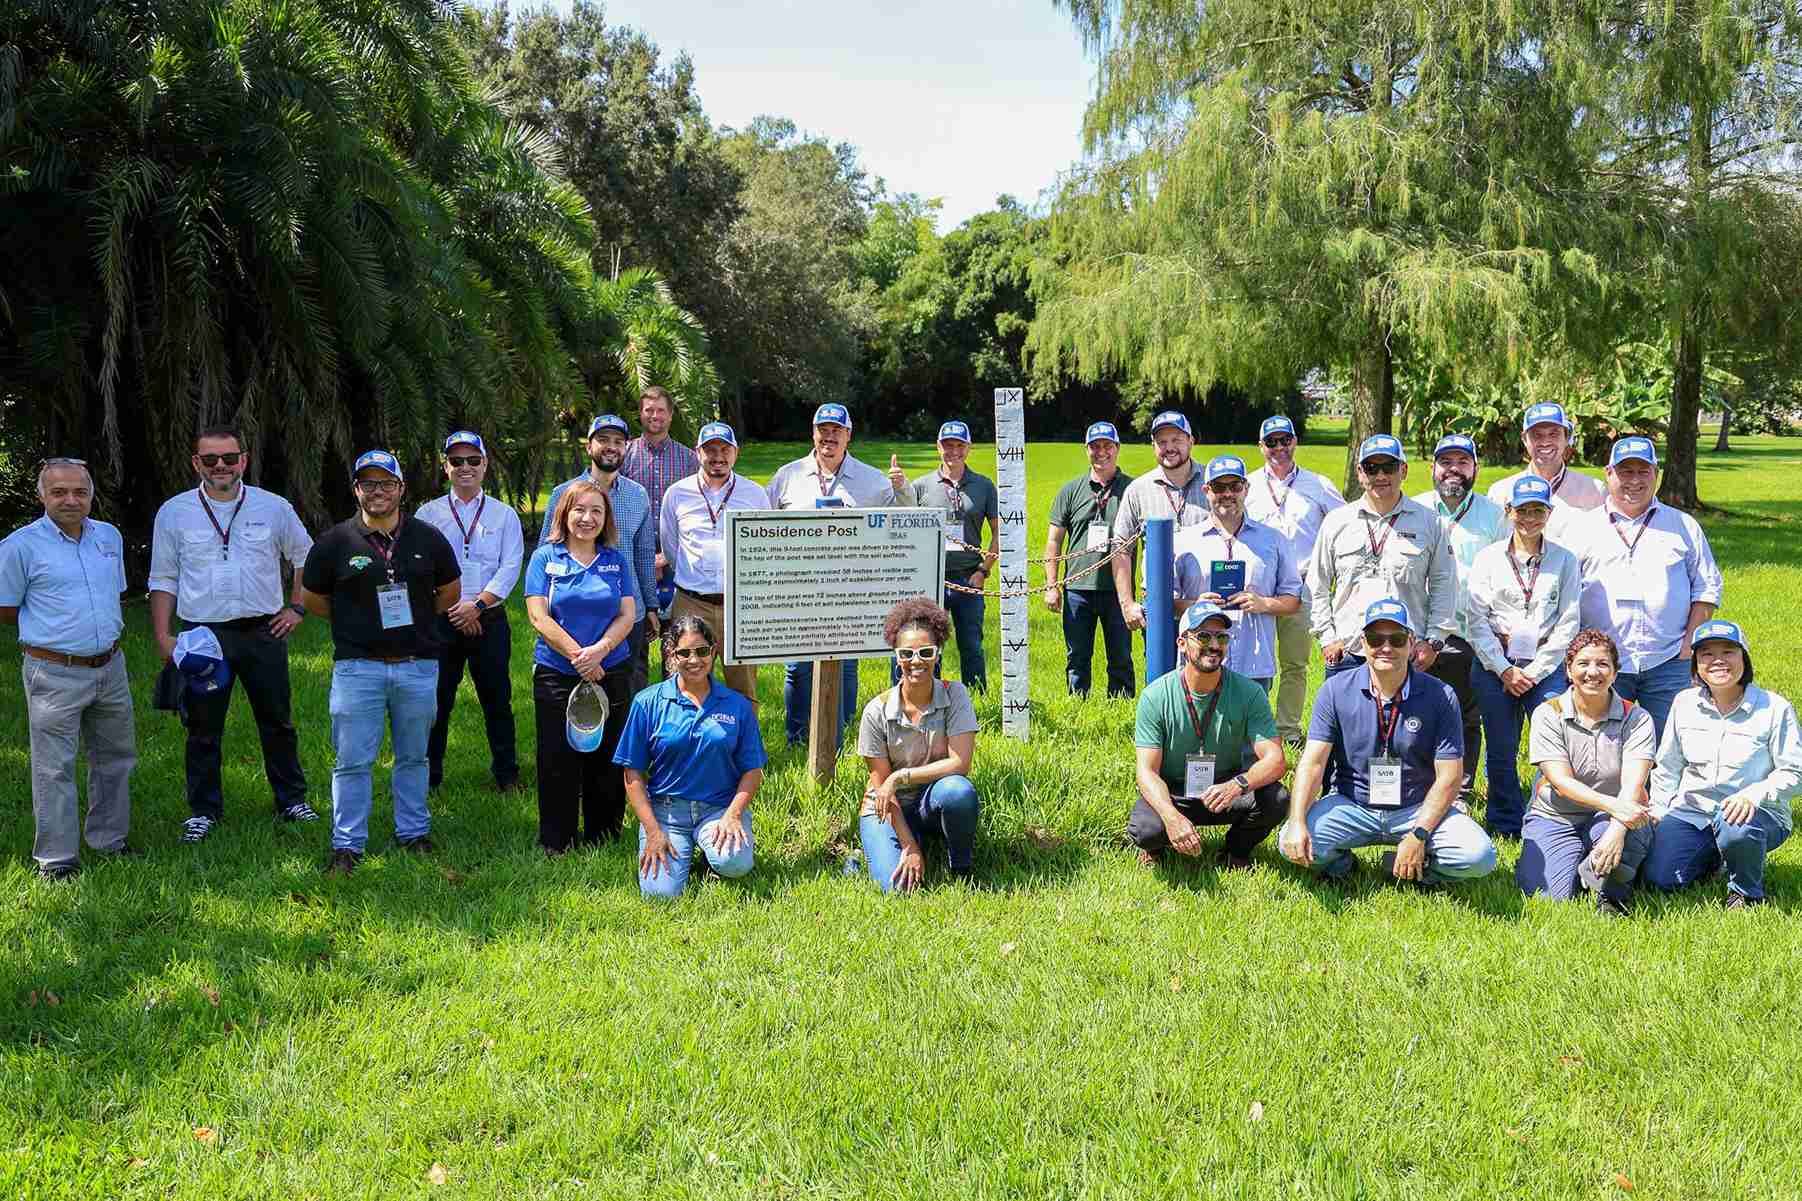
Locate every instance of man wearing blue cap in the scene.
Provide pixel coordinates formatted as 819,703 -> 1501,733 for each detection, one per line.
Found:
1280,598 -> 1498,886
1246,414 -> 1345,744
1171,454 -> 1302,691
417,431 -> 524,794
300,451 -> 463,875
1569,436 -> 1722,740
887,419 -> 999,692
1484,403 -> 1604,541
1111,411 -> 1207,661
767,404 -> 894,746
2,457 -> 137,880
1045,421 -> 1135,697
1308,435 -> 1456,678
1129,602 -> 1290,868
148,426 -> 317,844
659,421 -> 770,702
542,415 -> 656,693
1412,433 -> 1508,805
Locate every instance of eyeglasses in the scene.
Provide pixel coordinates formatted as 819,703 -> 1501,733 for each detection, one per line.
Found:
1361,461 -> 1400,476
196,452 -> 243,467
895,646 -> 940,663
1262,436 -> 1294,449
669,645 -> 715,661
446,455 -> 483,467
356,479 -> 401,494
1185,631 -> 1232,647
1365,632 -> 1411,649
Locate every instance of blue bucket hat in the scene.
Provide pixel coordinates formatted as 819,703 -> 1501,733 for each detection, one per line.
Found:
1522,402 -> 1571,432
587,414 -> 630,439
173,629 -> 233,699
1203,454 -> 1248,484
1179,600 -> 1233,635
937,420 -> 972,444
1085,420 -> 1120,445
351,449 -> 403,482
1691,619 -> 1747,651
443,431 -> 486,456
565,679 -> 611,753
1432,434 -> 1477,461
1150,411 -> 1192,438
1609,436 -> 1657,468
1508,475 -> 1554,509
696,421 -> 737,448
812,403 -> 853,429
1357,434 -> 1406,465
1259,415 -> 1296,441
1361,597 -> 1417,635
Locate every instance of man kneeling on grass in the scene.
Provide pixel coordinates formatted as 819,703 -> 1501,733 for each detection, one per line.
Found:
1280,598 -> 1498,888
1128,602 -> 1289,870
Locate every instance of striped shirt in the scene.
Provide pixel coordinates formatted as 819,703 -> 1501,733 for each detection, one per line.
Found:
621,435 -> 699,539
540,472 -> 655,619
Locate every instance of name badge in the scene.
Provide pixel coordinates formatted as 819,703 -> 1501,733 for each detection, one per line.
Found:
210,563 -> 241,603
1184,753 -> 1216,798
814,496 -> 846,509
1506,627 -> 1538,662
1610,570 -> 1644,602
377,583 -> 413,630
1086,523 -> 1110,553
1369,756 -> 1403,808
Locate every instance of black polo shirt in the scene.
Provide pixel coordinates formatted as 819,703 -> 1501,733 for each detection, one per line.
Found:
301,515 -> 460,660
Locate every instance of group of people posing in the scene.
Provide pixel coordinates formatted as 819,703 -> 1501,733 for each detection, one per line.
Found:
5,394 -> 1796,909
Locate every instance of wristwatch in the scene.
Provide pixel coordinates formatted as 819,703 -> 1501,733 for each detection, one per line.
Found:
1409,825 -> 1432,843
1234,773 -> 1250,793
473,598 -> 488,613
286,602 -> 305,617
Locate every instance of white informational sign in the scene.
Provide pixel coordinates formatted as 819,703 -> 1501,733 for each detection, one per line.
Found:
722,509 -> 945,666
995,387 -> 1030,739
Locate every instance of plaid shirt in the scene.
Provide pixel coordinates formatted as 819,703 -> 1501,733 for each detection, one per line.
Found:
622,436 -> 699,543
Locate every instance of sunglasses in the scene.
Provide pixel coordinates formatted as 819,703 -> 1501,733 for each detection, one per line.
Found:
38,456 -> 88,470
669,645 -> 715,661
1364,632 -> 1411,649
356,479 -> 401,494
1207,479 -> 1247,494
1262,436 -> 1294,448
1361,461 -> 1401,476
895,646 -> 940,663
1185,631 -> 1232,646
196,452 -> 243,467
446,455 -> 483,467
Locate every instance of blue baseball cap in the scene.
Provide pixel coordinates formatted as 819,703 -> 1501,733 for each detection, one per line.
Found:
1432,434 -> 1477,461
1357,434 -> 1406,465
1362,597 -> 1417,634
1203,454 -> 1248,484
1522,402 -> 1571,432
937,420 -> 972,444
1085,420 -> 1121,445
1179,600 -> 1233,635
351,449 -> 403,481
696,421 -> 737,448
443,431 -> 486,455
587,414 -> 630,439
1508,475 -> 1554,509
1691,619 -> 1747,651
813,403 -> 853,429
1609,436 -> 1657,468
1150,410 -> 1192,438
173,629 -> 233,698
1260,415 -> 1296,441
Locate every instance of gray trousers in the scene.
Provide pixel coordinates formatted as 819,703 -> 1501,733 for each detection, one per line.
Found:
24,655 -> 135,866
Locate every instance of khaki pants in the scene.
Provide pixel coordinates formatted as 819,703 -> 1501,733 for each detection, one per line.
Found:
25,654 -> 135,866
1273,608 -> 1312,741
669,589 -> 758,704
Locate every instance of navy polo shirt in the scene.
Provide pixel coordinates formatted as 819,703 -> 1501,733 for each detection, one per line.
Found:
1307,666 -> 1463,809
613,678 -> 768,807
524,542 -> 635,675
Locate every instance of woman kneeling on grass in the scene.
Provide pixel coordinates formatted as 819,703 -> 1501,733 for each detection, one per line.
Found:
1641,620 -> 1802,909
614,615 -> 766,899
1516,630 -> 1657,916
856,597 -> 980,892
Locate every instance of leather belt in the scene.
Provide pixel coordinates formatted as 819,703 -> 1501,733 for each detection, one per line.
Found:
22,643 -> 118,669
678,586 -> 725,605
366,655 -> 420,664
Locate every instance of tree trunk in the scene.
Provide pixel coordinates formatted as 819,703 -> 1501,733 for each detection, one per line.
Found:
1661,313 -> 1703,511
1713,403 -> 1731,452
1343,319 -> 1394,499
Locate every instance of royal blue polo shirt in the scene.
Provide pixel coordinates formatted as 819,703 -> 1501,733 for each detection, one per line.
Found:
1307,666 -> 1463,809
524,542 -> 635,675
613,677 -> 768,807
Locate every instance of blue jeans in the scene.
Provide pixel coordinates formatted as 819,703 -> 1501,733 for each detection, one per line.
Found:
944,572 -> 987,692
1642,809 -> 1790,901
1613,654 -> 1692,744
1469,665 -> 1568,836
1063,588 -> 1133,698
1324,651 -> 1366,677
328,659 -> 438,853
637,798 -> 755,899
784,658 -> 860,747
1517,808 -> 1653,902
1303,793 -> 1498,884
859,774 -> 981,893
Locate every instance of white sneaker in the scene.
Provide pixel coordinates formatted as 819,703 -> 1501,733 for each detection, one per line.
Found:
181,815 -> 216,844
278,802 -> 320,823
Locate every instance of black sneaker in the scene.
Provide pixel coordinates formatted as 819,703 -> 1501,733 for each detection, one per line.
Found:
396,836 -> 435,855
37,862 -> 79,882
1219,851 -> 1254,872
324,849 -> 360,876
181,815 -> 216,844
1595,891 -> 1630,919
1725,891 -> 1760,911
277,802 -> 319,823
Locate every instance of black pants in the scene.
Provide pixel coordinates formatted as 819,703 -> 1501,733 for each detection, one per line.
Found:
533,666 -> 631,851
1127,782 -> 1290,858
1426,635 -> 1482,801
428,610 -> 519,788
183,617 -> 307,820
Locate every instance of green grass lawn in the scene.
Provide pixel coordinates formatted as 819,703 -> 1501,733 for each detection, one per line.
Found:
6,422 -> 1802,1198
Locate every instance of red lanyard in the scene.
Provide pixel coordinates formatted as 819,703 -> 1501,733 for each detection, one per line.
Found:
363,520 -> 403,583
1183,682 -> 1226,750
701,478 -> 737,527
448,495 -> 485,557
198,488 -> 246,560
1157,477 -> 1193,523
1210,524 -> 1237,563
1372,686 -> 1404,756
1505,546 -> 1542,606
1264,470 -> 1293,516
1363,509 -> 1402,557
1609,506 -> 1655,558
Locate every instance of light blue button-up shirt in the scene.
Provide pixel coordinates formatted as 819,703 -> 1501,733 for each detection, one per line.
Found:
1651,685 -> 1802,836
1172,517 -> 1302,680
0,516 -> 128,655
1413,489 -> 1508,642
1572,501 -> 1723,675
540,472 -> 655,620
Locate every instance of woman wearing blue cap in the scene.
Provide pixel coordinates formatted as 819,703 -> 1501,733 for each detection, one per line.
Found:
1641,621 -> 1802,907
1464,475 -> 1582,837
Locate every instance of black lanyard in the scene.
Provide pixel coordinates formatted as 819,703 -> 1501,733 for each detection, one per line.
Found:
448,494 -> 485,556
1447,495 -> 1474,526
1372,686 -> 1403,756
1610,506 -> 1655,559
198,487 -> 247,561
939,473 -> 966,520
1183,682 -> 1226,753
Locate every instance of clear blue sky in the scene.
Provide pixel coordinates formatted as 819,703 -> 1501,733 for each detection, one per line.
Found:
587,0 -> 1097,229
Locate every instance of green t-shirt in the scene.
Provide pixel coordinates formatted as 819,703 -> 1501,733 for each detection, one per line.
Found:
1133,668 -> 1278,788
1049,471 -> 1132,592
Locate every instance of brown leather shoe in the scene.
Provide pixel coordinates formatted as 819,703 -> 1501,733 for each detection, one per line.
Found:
324,849 -> 360,877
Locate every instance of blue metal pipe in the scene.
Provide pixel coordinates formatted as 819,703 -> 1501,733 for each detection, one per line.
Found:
1144,516 -> 1175,681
